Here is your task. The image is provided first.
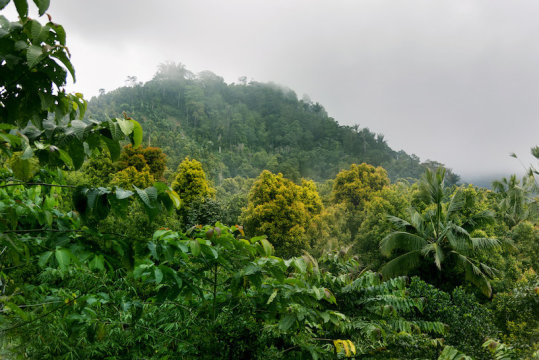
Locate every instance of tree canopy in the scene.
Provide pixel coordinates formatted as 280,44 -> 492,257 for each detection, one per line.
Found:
242,170 -> 322,257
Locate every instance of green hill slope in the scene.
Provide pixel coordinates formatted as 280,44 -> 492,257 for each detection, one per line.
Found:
87,63 -> 458,184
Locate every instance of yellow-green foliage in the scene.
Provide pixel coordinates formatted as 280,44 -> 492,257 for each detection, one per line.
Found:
111,165 -> 155,189
331,163 -> 390,241
80,154 -> 115,187
242,170 -> 322,257
118,144 -> 167,180
8,152 -> 40,182
171,157 -> 215,206
332,163 -> 390,209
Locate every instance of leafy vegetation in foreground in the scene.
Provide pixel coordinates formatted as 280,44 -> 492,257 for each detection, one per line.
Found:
1,1 -> 538,359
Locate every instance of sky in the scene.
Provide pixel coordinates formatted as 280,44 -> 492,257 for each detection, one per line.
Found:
4,0 -> 539,180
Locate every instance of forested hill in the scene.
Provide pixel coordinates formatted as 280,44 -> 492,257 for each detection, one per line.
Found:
87,63 -> 459,184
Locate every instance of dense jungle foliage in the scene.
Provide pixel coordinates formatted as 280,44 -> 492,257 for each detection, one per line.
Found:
0,1 -> 538,359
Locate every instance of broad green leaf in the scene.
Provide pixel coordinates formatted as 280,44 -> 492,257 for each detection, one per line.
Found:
292,258 -> 307,273
43,210 -> 52,226
243,263 -> 260,276
438,345 -> 472,360
312,286 -> 322,300
278,315 -> 295,331
26,44 -> 43,68
52,50 -> 75,81
250,235 -> 267,244
67,138 -> 84,169
67,120 -> 88,139
116,118 -> 134,136
29,19 -> 41,42
134,185 -> 151,208
189,240 -> 201,256
102,137 -> 121,161
32,0 -> 50,16
130,119 -> 143,148
154,267 -> 163,284
20,145 -> 33,159
50,23 -> 66,44
166,189 -> 181,209
57,148 -> 73,168
260,239 -> 273,256
14,0 -> 28,18
115,188 -> 134,200
0,123 -> 16,130
38,251 -> 53,267
0,133 -> 21,147
55,248 -> 71,270
38,23 -> 49,42
201,244 -> 218,259
146,186 -> 158,204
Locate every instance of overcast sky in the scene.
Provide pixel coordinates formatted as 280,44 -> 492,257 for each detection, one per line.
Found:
6,0 -> 539,180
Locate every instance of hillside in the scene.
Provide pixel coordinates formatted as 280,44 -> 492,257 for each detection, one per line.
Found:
87,63 -> 459,184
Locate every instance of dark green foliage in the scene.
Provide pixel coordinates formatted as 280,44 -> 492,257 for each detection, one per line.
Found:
215,176 -> 254,226
408,277 -> 499,360
2,223 -> 450,359
182,197 -> 224,228
508,221 -> 539,271
490,271 -> 539,358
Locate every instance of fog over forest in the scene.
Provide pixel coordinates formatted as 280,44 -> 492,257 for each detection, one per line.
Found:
5,0 -> 539,180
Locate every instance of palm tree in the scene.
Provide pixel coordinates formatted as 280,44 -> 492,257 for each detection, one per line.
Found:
492,174 -> 533,227
379,168 -> 500,297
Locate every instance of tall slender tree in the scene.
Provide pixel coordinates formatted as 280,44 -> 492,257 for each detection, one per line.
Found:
380,168 -> 500,297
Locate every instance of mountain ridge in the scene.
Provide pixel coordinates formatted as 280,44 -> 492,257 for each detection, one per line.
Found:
86,63 -> 460,185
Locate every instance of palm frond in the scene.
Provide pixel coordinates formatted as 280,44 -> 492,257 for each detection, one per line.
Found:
438,345 -> 473,360
480,263 -> 498,278
447,189 -> 465,219
409,209 -> 426,235
453,252 -> 492,297
443,223 -> 473,253
380,251 -> 422,279
470,237 -> 500,252
386,215 -> 412,230
420,242 -> 444,270
434,242 -> 445,270
420,168 -> 446,206
380,232 -> 428,257
463,209 -> 495,229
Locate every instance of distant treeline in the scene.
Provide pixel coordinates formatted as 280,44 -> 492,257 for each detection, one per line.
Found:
87,62 -> 459,184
